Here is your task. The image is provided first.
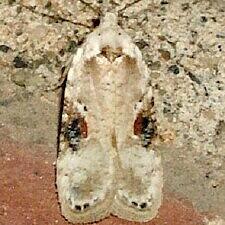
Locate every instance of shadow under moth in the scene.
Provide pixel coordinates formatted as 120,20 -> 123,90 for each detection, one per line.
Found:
57,13 -> 163,223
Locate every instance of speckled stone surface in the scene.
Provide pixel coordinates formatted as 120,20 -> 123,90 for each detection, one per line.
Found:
0,0 -> 225,223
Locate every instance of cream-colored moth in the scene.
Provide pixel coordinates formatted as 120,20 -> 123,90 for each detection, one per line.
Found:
57,13 -> 163,223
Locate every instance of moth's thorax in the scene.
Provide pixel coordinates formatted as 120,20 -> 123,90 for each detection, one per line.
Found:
79,51 -> 143,150
83,15 -> 136,60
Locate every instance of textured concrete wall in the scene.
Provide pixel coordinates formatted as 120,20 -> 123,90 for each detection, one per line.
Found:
0,0 -> 225,224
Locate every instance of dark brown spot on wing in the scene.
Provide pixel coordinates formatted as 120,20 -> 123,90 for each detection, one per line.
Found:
133,99 -> 157,147
101,46 -> 123,62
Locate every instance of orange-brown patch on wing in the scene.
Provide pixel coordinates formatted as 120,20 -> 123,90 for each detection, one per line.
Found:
79,117 -> 88,138
134,113 -> 143,136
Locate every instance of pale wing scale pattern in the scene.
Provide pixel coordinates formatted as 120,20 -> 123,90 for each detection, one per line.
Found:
57,13 -> 163,223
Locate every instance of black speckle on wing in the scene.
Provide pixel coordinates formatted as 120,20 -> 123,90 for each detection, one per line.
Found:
64,118 -> 81,151
141,116 -> 157,148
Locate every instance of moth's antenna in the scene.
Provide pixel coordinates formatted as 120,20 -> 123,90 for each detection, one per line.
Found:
18,3 -> 91,28
79,0 -> 102,16
79,0 -> 104,29
117,0 -> 142,17
102,0 -> 119,15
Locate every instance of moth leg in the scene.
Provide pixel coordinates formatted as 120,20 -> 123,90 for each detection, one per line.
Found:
45,55 -> 73,92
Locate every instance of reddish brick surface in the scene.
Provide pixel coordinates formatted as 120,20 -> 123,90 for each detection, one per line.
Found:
0,138 -> 205,225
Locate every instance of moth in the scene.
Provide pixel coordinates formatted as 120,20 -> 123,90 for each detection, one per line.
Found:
57,12 -> 163,223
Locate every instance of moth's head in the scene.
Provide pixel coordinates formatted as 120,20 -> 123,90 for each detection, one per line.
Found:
91,12 -> 127,43
100,12 -> 118,28
84,12 -> 133,58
